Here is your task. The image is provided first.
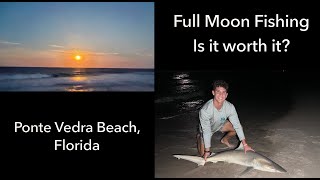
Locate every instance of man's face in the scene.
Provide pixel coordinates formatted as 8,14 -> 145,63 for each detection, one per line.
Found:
212,86 -> 228,103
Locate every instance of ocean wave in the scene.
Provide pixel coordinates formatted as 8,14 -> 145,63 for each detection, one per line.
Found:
158,114 -> 182,120
0,70 -> 154,81
155,91 -> 205,103
0,73 -> 52,80
157,109 -> 199,120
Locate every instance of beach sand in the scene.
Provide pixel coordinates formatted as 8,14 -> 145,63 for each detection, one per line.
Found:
155,74 -> 320,178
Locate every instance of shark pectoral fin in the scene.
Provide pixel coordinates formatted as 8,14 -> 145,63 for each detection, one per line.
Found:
239,167 -> 254,177
205,156 -> 217,163
235,143 -> 244,151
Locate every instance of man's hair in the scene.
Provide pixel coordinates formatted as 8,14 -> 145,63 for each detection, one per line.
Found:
212,80 -> 229,91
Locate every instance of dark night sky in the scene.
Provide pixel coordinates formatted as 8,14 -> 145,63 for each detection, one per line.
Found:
155,2 -> 318,72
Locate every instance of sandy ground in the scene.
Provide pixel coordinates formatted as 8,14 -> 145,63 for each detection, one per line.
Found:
155,86 -> 320,178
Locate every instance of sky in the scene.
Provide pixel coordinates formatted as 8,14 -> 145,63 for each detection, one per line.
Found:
0,2 -> 154,68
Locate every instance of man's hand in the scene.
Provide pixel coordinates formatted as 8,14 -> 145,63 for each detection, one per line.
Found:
203,151 -> 212,161
244,144 -> 254,154
203,151 -> 211,161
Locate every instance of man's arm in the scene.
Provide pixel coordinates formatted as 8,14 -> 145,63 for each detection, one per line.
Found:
228,105 -> 254,153
199,102 -> 213,160
228,105 -> 245,141
199,107 -> 212,149
240,139 -> 254,153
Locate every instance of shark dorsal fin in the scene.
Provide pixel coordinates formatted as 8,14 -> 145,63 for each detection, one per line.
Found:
235,143 -> 244,151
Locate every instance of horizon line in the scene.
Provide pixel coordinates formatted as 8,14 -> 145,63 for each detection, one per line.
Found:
0,65 -> 154,70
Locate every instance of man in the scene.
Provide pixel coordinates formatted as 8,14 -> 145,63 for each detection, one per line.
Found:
197,80 -> 254,160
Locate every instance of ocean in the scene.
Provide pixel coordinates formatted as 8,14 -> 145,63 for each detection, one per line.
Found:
0,67 -> 154,92
155,70 -> 291,120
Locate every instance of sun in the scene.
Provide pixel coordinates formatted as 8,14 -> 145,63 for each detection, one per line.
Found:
74,55 -> 82,61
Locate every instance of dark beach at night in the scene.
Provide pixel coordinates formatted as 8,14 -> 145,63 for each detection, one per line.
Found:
155,70 -> 320,178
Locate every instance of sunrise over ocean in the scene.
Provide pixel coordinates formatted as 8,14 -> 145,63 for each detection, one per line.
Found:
0,2 -> 154,91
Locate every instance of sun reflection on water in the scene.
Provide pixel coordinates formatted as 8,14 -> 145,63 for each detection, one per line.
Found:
172,72 -> 198,94
66,85 -> 93,92
66,69 -> 92,92
71,76 -> 87,82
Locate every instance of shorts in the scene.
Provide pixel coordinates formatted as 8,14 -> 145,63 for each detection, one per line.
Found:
198,120 -> 228,135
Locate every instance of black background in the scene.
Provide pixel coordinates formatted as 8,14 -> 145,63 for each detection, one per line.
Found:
4,1 -> 320,179
155,1 -> 319,72
5,93 -> 154,178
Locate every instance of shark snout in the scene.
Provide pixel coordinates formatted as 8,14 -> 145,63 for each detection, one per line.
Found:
269,164 -> 287,173
277,167 -> 287,173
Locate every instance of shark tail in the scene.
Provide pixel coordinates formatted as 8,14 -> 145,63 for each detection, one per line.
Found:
173,155 -> 206,166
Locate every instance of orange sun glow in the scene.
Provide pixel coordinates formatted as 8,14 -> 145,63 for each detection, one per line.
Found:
75,55 -> 82,61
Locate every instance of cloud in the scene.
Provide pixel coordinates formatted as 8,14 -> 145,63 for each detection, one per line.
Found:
92,52 -> 119,55
134,48 -> 154,57
50,49 -> 66,53
0,40 -> 21,45
49,47 -> 119,56
49,44 -> 64,48
135,52 -> 153,57
79,50 -> 119,56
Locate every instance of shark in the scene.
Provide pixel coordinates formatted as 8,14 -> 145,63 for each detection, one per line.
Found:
173,143 -> 287,175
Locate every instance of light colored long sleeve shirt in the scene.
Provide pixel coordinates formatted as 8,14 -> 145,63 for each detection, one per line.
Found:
199,99 -> 245,148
